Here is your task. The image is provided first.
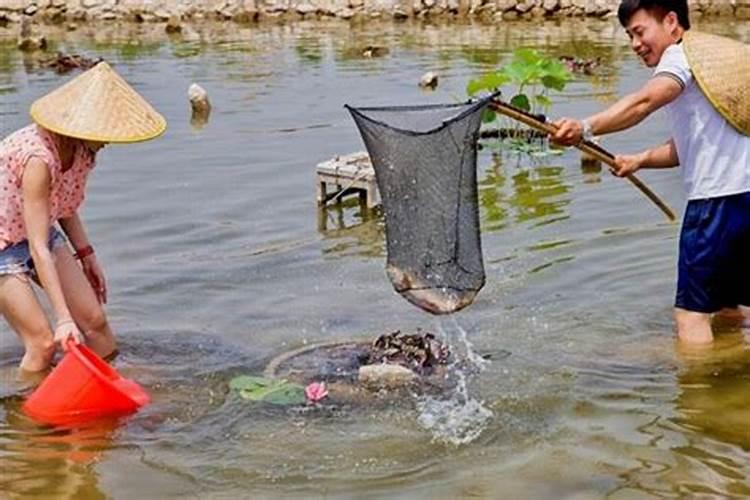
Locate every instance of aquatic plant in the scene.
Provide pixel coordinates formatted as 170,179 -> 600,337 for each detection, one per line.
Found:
229,375 -> 306,405
467,48 -> 572,156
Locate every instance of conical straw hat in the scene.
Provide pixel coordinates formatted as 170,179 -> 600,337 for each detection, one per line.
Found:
30,61 -> 166,143
683,31 -> 750,136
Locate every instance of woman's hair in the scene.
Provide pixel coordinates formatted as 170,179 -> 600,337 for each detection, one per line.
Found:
617,0 -> 690,30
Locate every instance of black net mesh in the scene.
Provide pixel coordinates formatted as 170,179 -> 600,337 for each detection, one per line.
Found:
346,95 -> 494,314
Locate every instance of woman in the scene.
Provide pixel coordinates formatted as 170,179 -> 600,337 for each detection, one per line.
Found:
0,61 -> 166,372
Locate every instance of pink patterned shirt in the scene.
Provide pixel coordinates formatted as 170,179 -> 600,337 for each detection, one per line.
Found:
0,124 -> 95,249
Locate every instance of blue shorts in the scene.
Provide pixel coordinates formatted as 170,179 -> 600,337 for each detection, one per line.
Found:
0,228 -> 67,276
676,191 -> 750,313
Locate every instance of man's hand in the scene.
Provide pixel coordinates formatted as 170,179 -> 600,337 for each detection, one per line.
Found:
550,118 -> 584,146
613,153 -> 645,177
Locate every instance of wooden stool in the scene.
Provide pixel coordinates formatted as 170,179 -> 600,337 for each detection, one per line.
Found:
316,152 -> 380,209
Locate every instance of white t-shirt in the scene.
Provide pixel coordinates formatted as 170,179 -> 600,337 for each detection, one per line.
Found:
654,43 -> 750,200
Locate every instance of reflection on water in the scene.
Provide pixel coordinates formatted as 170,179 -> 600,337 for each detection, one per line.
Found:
479,153 -> 571,232
2,18 -> 750,499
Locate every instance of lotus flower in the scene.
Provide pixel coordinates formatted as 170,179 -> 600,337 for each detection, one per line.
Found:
305,382 -> 328,403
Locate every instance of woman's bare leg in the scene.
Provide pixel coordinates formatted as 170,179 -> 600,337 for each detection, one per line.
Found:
52,245 -> 117,358
0,274 -> 55,371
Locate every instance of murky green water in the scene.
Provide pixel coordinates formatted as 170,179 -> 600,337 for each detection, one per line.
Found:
1,18 -> 750,499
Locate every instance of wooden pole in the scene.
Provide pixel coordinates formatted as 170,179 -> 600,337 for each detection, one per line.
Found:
488,100 -> 676,222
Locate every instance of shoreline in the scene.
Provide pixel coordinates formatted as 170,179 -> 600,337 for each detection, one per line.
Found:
1,0 -> 748,25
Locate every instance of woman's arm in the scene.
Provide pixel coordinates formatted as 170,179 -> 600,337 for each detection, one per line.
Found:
22,158 -> 83,345
59,213 -> 107,303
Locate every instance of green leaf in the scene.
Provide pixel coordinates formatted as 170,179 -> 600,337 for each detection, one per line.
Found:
513,48 -> 542,66
229,375 -> 306,405
482,109 -> 497,123
467,71 -> 511,96
534,94 -> 552,108
229,375 -> 272,392
510,94 -> 531,111
541,75 -> 568,92
259,385 -> 306,405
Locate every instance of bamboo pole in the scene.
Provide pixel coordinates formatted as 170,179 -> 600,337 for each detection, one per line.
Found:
488,100 -> 676,222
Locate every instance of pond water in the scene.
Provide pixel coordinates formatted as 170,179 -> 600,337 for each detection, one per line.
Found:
1,18 -> 750,499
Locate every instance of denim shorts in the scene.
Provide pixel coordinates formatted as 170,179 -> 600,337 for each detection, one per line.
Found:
0,228 -> 67,276
676,191 -> 750,313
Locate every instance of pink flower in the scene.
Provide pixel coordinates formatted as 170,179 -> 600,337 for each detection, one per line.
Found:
305,382 -> 328,403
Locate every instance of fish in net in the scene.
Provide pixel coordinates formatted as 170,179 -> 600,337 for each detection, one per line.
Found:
346,95 -> 495,314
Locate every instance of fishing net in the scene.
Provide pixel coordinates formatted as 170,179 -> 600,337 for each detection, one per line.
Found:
346,95 -> 495,314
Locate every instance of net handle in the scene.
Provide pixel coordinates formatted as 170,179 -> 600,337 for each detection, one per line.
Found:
489,100 -> 676,222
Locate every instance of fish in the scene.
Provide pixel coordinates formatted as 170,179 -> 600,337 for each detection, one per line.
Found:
386,264 -> 479,315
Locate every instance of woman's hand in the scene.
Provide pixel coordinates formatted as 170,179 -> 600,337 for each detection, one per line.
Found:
81,255 -> 107,304
612,153 -> 645,177
54,319 -> 84,350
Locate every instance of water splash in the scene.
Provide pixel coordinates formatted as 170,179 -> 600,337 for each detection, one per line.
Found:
416,318 -> 493,446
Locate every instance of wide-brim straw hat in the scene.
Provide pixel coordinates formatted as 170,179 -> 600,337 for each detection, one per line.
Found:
30,61 -> 166,143
683,31 -> 750,136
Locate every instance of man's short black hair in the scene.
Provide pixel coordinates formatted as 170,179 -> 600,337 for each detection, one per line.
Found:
617,0 -> 690,30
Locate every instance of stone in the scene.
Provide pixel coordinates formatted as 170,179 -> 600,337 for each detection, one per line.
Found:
82,0 -> 100,7
737,5 -> 750,17
515,0 -> 534,12
24,5 -> 38,15
17,36 -> 47,51
418,71 -> 438,89
295,2 -> 316,13
2,0 -> 27,9
188,83 -> 211,114
358,364 -> 417,389
165,14 -> 182,32
542,0 -> 558,10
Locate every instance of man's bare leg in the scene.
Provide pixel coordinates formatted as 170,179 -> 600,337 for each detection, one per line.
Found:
674,307 -> 713,345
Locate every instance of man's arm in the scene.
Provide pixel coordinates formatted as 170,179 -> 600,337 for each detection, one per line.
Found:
613,139 -> 679,177
551,76 -> 684,145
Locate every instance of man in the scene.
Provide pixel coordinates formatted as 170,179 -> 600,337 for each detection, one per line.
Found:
551,0 -> 750,345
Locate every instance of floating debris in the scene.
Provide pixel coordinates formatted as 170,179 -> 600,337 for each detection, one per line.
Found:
41,53 -> 103,74
262,330 -> 452,400
418,71 -> 439,90
368,329 -> 450,375
559,55 -> 601,75
362,45 -> 389,58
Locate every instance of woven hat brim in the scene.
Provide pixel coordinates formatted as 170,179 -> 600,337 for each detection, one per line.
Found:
683,31 -> 750,136
29,61 -> 167,144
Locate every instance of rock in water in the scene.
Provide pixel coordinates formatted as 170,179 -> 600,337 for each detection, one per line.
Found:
188,83 -> 211,127
358,363 -> 417,388
418,71 -> 438,89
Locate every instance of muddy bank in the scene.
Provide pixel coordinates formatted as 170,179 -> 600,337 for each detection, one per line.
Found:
0,0 -> 747,25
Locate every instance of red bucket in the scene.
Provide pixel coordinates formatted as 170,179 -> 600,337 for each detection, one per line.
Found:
23,342 -> 149,426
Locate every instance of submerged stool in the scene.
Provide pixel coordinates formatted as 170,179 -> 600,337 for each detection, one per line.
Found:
316,151 -> 380,209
